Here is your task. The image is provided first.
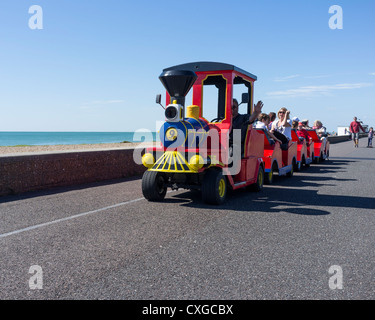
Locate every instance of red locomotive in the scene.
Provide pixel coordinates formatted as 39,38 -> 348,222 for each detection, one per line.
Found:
141,62 -> 329,204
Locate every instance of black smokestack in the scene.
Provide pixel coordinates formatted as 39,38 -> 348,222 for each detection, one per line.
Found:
159,70 -> 197,107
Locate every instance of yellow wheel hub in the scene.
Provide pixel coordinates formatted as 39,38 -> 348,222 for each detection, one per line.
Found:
259,169 -> 264,186
218,178 -> 226,198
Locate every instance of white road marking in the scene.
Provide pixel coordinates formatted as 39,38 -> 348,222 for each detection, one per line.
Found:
0,197 -> 145,239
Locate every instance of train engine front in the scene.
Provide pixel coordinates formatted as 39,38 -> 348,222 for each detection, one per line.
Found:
141,69 -> 212,202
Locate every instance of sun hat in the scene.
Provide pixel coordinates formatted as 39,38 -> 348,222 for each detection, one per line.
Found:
292,117 -> 300,122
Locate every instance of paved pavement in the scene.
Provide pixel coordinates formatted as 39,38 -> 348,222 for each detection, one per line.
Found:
0,138 -> 374,300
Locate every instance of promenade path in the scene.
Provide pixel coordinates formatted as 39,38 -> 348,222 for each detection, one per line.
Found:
0,138 -> 374,300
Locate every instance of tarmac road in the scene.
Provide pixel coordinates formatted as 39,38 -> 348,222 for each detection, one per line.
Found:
1,138 -> 374,300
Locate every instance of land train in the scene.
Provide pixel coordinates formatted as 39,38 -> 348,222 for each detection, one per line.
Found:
141,62 -> 330,205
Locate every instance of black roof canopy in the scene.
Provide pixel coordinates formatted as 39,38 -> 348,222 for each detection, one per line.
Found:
163,61 -> 257,81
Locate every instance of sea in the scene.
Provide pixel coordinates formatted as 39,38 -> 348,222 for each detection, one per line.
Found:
0,132 -> 158,147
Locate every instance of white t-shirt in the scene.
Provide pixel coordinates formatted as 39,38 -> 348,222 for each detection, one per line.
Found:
254,121 -> 266,129
272,119 -> 292,140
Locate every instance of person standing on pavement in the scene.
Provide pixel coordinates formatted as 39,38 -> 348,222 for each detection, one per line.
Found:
349,117 -> 365,148
368,127 -> 374,148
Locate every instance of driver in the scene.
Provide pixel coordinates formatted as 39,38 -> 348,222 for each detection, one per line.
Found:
230,99 -> 263,156
232,99 -> 263,130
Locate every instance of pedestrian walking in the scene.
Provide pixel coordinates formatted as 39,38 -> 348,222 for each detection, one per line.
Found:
349,117 -> 365,148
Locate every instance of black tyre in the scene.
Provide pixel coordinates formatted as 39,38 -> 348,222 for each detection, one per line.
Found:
287,160 -> 295,177
201,169 -> 227,205
264,162 -> 276,185
142,170 -> 167,202
294,159 -> 301,172
250,166 -> 264,192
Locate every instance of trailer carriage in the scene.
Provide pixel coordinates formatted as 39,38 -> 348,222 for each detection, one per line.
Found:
291,129 -> 314,168
255,129 -> 297,184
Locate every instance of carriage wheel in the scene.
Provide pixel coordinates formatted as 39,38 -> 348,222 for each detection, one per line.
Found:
320,152 -> 325,162
294,160 -> 301,172
265,163 -> 276,185
287,160 -> 295,177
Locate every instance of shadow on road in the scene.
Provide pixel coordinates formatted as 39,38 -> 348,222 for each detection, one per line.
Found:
0,176 -> 142,204
167,159 -> 374,216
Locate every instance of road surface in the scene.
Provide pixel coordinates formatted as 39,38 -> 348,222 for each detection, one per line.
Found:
1,138 -> 374,300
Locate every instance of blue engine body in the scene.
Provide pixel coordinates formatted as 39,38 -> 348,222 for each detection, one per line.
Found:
160,118 -> 209,148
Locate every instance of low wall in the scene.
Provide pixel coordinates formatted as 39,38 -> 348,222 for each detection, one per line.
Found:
0,149 -> 146,197
327,133 -> 367,144
327,135 -> 350,144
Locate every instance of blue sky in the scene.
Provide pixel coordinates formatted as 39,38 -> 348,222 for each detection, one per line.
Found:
1,0 -> 374,132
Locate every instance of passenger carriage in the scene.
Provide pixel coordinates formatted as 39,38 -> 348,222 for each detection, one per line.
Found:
255,129 -> 298,184
307,130 -> 330,163
291,129 -> 314,168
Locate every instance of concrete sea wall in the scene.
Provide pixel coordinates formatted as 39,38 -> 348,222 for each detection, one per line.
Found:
0,149 -> 146,197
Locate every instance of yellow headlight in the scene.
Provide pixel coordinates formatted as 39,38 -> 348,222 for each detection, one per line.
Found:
142,153 -> 155,168
189,155 -> 204,171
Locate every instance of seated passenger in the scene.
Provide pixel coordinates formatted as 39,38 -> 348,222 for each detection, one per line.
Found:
268,112 -> 276,130
297,122 -> 312,143
270,107 -> 291,145
313,120 -> 327,137
255,113 -> 282,144
292,117 -> 300,129
313,120 -> 327,149
301,119 -> 312,130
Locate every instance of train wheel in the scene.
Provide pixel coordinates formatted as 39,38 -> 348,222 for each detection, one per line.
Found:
294,160 -> 301,172
201,169 -> 227,205
265,170 -> 273,185
287,160 -> 295,177
320,152 -> 325,162
142,171 -> 167,202
265,163 -> 275,185
304,156 -> 310,168
250,166 -> 264,192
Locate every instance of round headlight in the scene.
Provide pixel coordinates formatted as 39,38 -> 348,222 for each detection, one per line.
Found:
142,153 -> 155,168
165,106 -> 178,121
189,155 -> 204,171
